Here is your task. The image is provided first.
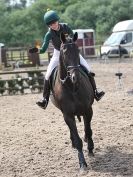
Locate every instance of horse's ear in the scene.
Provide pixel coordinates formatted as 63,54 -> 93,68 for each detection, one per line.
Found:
73,32 -> 78,42
60,32 -> 66,43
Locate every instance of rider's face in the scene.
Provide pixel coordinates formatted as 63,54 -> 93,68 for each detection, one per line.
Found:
49,21 -> 59,31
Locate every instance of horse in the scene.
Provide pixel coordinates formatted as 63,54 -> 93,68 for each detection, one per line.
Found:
50,32 -> 95,170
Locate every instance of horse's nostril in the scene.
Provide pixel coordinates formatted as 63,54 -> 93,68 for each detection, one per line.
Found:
73,78 -> 75,83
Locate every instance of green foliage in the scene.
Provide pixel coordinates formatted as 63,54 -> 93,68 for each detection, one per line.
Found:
0,78 -> 6,95
62,1 -> 97,29
15,74 -> 24,93
36,72 -> 44,92
0,71 -> 44,95
7,77 -> 17,95
27,72 -> 36,91
1,0 -> 133,45
26,71 -> 44,92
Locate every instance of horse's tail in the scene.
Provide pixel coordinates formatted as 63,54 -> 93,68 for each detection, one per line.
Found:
77,115 -> 81,122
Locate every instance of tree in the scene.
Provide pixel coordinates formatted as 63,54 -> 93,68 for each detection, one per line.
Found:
1,0 -> 133,46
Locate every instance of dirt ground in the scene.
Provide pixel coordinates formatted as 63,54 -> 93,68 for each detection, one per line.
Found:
0,59 -> 133,177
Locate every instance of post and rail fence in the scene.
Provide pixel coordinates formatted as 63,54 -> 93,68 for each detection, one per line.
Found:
0,43 -> 133,96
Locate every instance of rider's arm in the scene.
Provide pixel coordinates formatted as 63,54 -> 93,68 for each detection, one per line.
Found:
39,31 -> 52,54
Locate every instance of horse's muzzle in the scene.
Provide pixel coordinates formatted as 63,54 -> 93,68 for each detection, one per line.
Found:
67,65 -> 80,85
70,69 -> 81,87
71,72 -> 78,84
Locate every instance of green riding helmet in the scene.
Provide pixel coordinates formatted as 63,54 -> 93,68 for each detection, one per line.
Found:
44,10 -> 60,25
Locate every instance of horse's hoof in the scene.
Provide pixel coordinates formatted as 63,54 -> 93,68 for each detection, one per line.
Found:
88,151 -> 94,157
79,163 -> 88,174
72,148 -> 77,154
72,144 -> 76,149
84,137 -> 87,143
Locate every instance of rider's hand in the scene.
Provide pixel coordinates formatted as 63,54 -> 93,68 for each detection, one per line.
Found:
29,47 -> 38,53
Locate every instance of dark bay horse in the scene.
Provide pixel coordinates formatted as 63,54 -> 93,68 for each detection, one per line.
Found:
50,32 -> 95,170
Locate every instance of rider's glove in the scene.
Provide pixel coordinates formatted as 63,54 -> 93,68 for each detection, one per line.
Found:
29,47 -> 38,53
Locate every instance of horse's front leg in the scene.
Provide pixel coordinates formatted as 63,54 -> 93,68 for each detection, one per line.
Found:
83,107 -> 94,156
63,113 -> 87,170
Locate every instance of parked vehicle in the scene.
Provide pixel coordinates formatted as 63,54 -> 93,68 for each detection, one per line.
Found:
101,20 -> 133,58
0,43 -> 4,47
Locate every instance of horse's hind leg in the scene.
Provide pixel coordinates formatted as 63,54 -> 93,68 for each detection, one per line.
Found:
63,113 -> 87,169
83,107 -> 94,156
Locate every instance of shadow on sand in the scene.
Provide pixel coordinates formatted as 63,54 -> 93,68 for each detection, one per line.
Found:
88,146 -> 133,176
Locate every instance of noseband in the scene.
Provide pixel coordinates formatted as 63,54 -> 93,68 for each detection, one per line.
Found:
60,42 -> 80,84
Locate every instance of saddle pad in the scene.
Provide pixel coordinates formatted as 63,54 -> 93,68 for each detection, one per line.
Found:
49,67 -> 58,91
49,65 -> 88,91
79,66 -> 89,78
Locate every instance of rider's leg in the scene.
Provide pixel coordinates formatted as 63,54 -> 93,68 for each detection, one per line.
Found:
36,49 -> 60,109
88,72 -> 105,101
79,54 -> 105,101
79,54 -> 91,72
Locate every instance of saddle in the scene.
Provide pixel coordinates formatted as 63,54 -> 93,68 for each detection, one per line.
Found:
49,65 -> 90,92
49,67 -> 58,92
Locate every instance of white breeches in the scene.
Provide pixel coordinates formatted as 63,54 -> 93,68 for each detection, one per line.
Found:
45,49 -> 91,80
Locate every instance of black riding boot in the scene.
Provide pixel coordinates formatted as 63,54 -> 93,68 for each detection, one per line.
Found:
88,72 -> 105,101
36,79 -> 50,109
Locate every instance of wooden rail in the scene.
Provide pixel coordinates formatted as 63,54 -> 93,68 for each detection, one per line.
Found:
0,68 -> 46,75
0,68 -> 46,95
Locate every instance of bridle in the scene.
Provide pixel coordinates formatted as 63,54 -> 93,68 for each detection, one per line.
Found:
60,42 -> 80,84
60,65 -> 80,84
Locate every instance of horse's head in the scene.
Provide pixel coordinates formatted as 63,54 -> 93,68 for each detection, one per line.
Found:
60,32 -> 80,85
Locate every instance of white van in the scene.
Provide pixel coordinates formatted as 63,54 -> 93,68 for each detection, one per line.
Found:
101,20 -> 133,58
0,43 -> 4,47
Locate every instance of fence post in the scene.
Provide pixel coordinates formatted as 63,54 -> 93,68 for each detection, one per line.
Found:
1,47 -> 7,67
28,52 -> 40,66
0,46 -> 1,67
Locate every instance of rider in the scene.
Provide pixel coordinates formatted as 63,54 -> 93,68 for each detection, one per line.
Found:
29,10 -> 105,109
